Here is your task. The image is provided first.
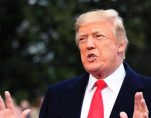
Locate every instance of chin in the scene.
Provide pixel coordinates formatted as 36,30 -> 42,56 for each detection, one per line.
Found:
84,62 -> 103,72
84,66 -> 100,73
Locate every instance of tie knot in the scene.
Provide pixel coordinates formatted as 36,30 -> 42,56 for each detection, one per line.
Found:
95,79 -> 107,90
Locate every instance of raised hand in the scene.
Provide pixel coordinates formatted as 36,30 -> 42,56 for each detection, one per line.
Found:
120,92 -> 149,118
0,91 -> 30,118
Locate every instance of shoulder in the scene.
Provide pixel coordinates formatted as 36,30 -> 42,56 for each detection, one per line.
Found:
124,62 -> 151,88
138,74 -> 151,88
47,72 -> 89,93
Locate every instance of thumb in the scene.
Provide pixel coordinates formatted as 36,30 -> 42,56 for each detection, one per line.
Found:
120,111 -> 128,118
21,109 -> 31,118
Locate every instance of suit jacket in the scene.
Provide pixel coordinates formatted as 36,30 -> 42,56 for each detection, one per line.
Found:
39,63 -> 151,118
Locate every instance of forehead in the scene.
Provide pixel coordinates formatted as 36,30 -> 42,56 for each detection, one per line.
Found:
77,21 -> 114,35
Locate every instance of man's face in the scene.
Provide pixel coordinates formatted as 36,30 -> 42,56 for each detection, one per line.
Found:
77,21 -> 125,77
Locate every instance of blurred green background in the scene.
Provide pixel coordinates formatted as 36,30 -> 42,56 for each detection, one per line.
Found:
0,0 -> 151,103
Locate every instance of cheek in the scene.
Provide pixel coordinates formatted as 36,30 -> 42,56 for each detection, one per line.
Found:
98,44 -> 118,59
79,47 -> 86,60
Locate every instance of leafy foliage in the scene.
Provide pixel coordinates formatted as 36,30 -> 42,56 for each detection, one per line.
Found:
0,0 -> 151,102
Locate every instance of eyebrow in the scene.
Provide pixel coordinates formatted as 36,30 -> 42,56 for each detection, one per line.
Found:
77,29 -> 105,38
92,30 -> 106,37
77,33 -> 87,38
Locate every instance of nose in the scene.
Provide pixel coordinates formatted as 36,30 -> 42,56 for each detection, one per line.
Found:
86,36 -> 95,50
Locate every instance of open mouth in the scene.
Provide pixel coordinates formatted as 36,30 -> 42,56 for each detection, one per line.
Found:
87,53 -> 96,62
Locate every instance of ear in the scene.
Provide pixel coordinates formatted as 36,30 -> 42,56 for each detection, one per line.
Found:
118,40 -> 127,53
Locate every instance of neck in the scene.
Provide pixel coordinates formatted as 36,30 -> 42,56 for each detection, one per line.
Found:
91,61 -> 123,79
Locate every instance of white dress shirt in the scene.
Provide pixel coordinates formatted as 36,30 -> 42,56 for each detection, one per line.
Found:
80,63 -> 126,118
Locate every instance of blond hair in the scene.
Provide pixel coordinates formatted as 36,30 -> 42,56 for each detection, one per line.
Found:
75,9 -> 128,58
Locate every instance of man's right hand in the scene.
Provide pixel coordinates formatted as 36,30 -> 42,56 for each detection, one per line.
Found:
0,91 -> 30,118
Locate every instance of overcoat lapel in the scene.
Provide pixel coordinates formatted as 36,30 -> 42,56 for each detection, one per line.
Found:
61,73 -> 89,118
110,63 -> 143,118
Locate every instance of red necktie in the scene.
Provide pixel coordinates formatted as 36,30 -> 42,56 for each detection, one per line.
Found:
88,79 -> 107,118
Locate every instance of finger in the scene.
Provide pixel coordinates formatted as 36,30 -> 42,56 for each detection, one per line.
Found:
0,95 -> 6,110
21,109 -> 31,118
133,92 -> 149,118
5,91 -> 15,110
143,112 -> 149,118
134,92 -> 140,111
120,111 -> 128,118
137,92 -> 143,111
137,92 -> 148,113
141,99 -> 149,114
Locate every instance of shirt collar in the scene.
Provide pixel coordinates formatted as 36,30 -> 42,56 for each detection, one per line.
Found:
87,63 -> 126,93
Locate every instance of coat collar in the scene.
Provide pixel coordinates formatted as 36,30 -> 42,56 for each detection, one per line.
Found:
62,62 -> 144,118
60,73 -> 89,118
109,62 -> 144,118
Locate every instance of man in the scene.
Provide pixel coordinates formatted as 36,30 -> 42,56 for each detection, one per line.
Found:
39,9 -> 151,118
0,9 -> 150,118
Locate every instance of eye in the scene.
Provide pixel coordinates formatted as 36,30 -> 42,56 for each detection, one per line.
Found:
79,37 -> 85,41
96,34 -> 102,38
78,36 -> 87,43
95,34 -> 105,39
